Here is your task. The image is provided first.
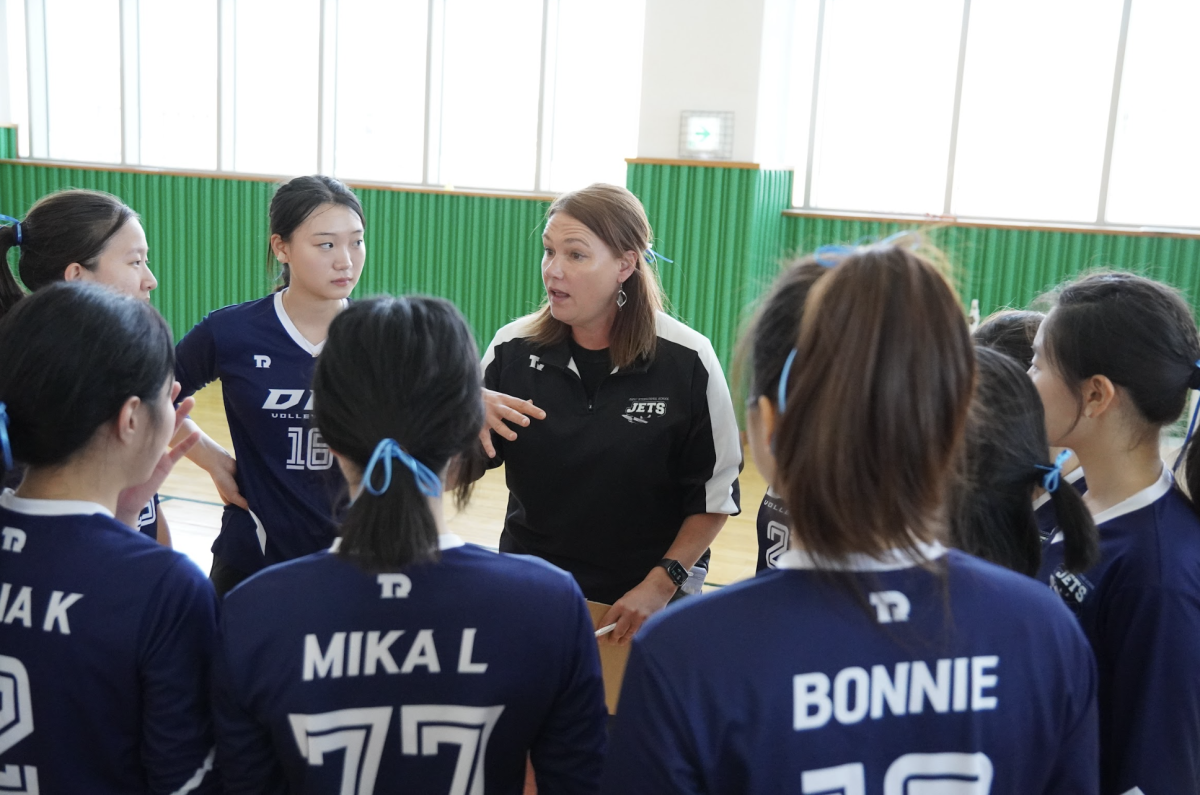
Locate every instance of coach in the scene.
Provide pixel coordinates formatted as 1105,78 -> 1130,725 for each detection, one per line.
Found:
478,183 -> 741,644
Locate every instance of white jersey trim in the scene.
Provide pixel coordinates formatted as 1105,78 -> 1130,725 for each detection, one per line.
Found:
329,533 -> 465,552
169,747 -> 215,795
273,290 -> 347,357
1032,463 -> 1086,511
775,538 -> 948,572
1050,464 -> 1172,544
169,749 -> 216,795
654,312 -> 741,515
0,489 -> 115,520
480,313 -> 540,372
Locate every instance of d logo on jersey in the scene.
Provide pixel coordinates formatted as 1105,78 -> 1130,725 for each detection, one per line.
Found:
263,389 -> 315,411
254,355 -> 272,369
868,591 -> 911,623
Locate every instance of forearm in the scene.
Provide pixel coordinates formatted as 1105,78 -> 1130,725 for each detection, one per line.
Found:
180,420 -> 230,472
641,513 -> 728,594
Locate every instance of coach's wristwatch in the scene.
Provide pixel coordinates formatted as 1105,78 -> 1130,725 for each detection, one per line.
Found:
657,558 -> 689,588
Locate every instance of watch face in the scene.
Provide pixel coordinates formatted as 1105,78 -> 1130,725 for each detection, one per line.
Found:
665,560 -> 687,586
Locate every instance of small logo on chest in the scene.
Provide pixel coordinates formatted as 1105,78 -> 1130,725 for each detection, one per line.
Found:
1050,568 -> 1092,614
622,398 -> 669,424
254,355 -> 272,369
869,590 -> 911,623
528,355 -> 544,371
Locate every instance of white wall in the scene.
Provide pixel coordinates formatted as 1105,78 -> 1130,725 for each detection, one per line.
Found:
0,0 -> 11,124
637,0 -> 766,162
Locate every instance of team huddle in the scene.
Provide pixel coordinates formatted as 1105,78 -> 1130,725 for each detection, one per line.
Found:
0,176 -> 1197,794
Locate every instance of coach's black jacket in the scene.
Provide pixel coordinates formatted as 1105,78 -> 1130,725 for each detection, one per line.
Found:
481,312 -> 742,605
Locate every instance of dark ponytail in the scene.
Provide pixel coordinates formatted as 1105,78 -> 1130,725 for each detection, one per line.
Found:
0,282 -> 174,484
951,347 -> 1098,576
973,309 -> 1044,371
268,175 -> 365,290
0,190 -> 137,321
737,258 -> 829,405
1042,271 -> 1200,503
312,296 -> 483,572
0,225 -> 23,318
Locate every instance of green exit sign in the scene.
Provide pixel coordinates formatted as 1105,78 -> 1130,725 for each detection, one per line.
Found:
680,111 -> 733,160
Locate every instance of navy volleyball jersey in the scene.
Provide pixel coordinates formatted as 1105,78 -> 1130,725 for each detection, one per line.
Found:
755,487 -> 790,572
214,535 -> 608,794
1033,466 -> 1086,541
602,543 -> 1099,795
1039,466 -> 1200,794
175,292 -> 349,574
0,490 -> 219,794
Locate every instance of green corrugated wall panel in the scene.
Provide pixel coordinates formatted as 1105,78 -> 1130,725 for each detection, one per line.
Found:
626,163 -> 793,369
0,161 -> 548,347
782,216 -> 1200,319
0,129 -> 15,159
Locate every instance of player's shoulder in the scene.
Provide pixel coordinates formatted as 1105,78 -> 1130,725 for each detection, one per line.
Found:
197,293 -> 276,328
444,544 -> 581,594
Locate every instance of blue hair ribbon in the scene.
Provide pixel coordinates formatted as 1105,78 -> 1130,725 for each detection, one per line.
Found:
1037,449 -> 1072,494
0,214 -> 21,246
1174,358 -> 1200,475
777,349 -> 798,413
361,439 -> 442,498
644,248 -> 674,265
0,402 -> 12,471
813,231 -> 920,268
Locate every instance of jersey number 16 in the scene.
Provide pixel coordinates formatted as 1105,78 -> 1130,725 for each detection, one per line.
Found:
286,427 -> 334,471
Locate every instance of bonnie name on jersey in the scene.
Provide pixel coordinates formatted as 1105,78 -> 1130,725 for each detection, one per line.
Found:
794,655 -> 1000,730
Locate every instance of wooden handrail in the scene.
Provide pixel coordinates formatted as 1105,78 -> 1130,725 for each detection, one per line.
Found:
782,208 -> 1200,240
0,158 -> 558,202
626,157 -> 760,170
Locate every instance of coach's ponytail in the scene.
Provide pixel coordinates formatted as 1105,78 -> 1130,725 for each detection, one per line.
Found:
312,296 -> 483,572
951,347 -> 1098,576
0,223 -> 23,319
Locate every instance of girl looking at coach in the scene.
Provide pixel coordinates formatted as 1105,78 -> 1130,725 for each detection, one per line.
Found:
0,189 -> 179,544
175,174 -> 365,597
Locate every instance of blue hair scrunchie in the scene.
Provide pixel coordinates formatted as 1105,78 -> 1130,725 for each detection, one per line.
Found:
644,248 -> 674,266
0,402 -> 12,470
813,230 -> 921,268
777,349 -> 798,413
1174,358 -> 1200,475
1037,449 -> 1072,494
0,214 -> 21,246
361,439 -> 442,498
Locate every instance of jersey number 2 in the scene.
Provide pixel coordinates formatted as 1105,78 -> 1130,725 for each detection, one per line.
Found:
802,753 -> 993,794
0,655 -> 39,794
289,704 -> 504,795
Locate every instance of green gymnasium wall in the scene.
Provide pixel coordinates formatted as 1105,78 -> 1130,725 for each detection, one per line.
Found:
0,128 -> 15,159
782,215 -> 1200,323
2,156 -> 1197,374
625,161 -> 793,369
0,161 -> 549,347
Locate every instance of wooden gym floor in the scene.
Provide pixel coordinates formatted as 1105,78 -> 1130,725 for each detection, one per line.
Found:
162,382 -> 769,591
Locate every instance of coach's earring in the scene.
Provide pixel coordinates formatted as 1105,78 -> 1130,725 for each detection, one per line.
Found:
616,288 -> 627,309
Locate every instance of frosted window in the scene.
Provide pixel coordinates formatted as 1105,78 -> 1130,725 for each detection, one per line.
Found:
437,0 -> 542,191
1105,1 -> 1200,229
333,0 -> 427,184
233,0 -> 319,175
139,0 -> 218,170
45,0 -> 121,163
808,0 -> 962,215
951,0 -> 1124,222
